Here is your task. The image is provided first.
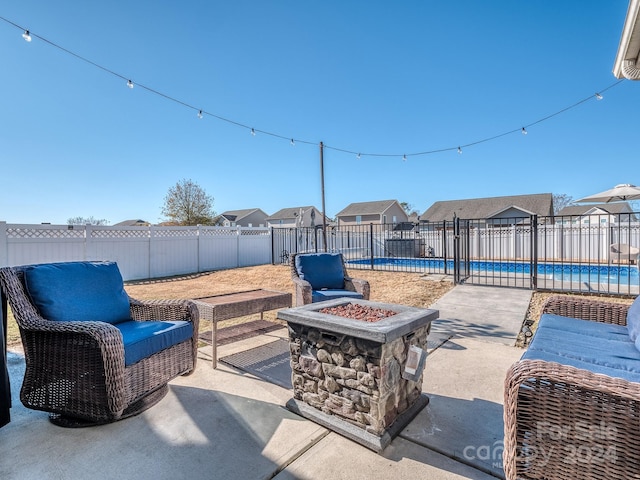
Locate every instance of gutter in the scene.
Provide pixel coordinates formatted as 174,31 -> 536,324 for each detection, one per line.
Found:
613,0 -> 640,79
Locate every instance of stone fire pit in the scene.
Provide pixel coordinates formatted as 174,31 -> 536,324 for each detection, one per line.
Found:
277,298 -> 438,452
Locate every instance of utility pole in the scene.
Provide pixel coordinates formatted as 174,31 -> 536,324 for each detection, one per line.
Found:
320,141 -> 327,251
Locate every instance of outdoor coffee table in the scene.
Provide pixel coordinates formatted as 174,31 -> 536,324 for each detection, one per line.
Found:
193,289 -> 292,368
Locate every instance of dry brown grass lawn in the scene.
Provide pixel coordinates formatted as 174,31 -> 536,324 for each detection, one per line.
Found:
5,265 -> 454,348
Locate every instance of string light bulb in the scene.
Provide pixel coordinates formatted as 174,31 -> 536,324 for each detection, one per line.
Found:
127,79 -> 134,89
251,128 -> 256,136
521,127 -> 528,135
402,154 -> 407,161
290,139 -> 295,146
22,30 -> 31,42
457,146 -> 462,154
595,92 -> 603,100
197,110 -> 203,119
356,153 -> 361,159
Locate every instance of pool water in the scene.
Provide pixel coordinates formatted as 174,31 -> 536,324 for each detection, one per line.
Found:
347,257 -> 640,285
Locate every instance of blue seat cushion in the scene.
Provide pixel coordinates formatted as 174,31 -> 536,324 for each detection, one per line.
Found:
295,253 -> 345,290
312,289 -> 363,303
115,320 -> 193,366
523,313 -> 640,383
24,261 -> 131,324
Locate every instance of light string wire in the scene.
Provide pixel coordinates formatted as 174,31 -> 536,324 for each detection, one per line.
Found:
1,15 -> 625,158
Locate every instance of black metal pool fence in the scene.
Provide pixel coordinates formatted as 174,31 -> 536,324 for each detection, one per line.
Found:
272,213 -> 640,296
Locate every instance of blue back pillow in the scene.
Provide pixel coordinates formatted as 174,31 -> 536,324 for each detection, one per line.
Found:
24,261 -> 132,324
295,253 -> 345,290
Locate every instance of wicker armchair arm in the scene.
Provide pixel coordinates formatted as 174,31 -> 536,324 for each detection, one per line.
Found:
504,359 -> 640,480
128,298 -> 199,323
291,276 -> 313,306
541,295 -> 630,326
345,277 -> 371,300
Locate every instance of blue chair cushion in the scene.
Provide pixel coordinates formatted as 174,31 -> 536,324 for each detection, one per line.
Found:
115,320 -> 193,366
523,313 -> 640,383
627,295 -> 640,342
312,289 -> 363,303
24,261 -> 132,324
295,253 -> 345,290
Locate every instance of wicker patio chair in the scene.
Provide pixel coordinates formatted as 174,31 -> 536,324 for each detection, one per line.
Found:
504,295 -> 640,480
0,262 -> 199,427
290,252 -> 370,306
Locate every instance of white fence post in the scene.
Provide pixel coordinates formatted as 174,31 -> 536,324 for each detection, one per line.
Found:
0,222 -> 7,267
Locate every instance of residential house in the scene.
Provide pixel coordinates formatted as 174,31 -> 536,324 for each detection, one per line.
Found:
421,193 -> 554,227
215,208 -> 268,227
556,203 -> 637,226
266,206 -> 327,228
335,200 -> 408,227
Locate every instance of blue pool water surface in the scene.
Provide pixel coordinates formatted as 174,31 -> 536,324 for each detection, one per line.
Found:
347,257 -> 640,285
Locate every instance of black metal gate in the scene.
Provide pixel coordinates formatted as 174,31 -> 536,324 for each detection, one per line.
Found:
451,215 -> 537,289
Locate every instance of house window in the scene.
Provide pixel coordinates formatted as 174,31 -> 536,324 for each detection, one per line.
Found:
392,215 -> 397,224
356,215 -> 362,224
382,215 -> 387,224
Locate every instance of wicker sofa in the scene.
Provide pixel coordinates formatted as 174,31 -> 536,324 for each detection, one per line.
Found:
290,252 -> 370,306
0,261 -> 199,427
504,295 -> 640,479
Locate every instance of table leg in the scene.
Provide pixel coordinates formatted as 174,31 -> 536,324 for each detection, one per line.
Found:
212,313 -> 217,369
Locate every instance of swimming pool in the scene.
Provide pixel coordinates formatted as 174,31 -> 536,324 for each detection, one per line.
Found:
347,257 -> 640,285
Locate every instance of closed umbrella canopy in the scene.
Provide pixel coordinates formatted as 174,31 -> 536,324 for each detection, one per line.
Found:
576,184 -> 640,203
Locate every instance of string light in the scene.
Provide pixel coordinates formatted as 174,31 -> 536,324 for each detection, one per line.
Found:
0,15 -> 625,161
402,154 -> 407,161
251,128 -> 256,136
197,110 -> 203,119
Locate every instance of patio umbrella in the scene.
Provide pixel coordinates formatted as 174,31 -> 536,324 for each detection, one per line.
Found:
575,183 -> 640,203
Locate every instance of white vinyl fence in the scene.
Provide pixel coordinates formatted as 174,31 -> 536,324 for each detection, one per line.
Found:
0,222 -> 272,281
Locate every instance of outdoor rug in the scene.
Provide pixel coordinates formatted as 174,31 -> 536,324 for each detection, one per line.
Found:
199,319 -> 284,346
218,332 -> 452,390
219,338 -> 293,389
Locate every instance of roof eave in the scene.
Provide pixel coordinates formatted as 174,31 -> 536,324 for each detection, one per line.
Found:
613,0 -> 640,79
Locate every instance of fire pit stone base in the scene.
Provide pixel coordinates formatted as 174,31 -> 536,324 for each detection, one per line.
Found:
278,298 -> 437,453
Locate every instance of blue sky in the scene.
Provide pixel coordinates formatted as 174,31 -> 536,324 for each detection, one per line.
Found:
1,1 -> 638,225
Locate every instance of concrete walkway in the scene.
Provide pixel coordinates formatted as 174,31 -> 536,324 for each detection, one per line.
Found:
0,285 -> 531,480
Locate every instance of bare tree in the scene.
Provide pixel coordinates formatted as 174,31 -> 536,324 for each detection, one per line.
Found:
67,216 -> 109,225
552,194 -> 574,215
161,179 -> 216,226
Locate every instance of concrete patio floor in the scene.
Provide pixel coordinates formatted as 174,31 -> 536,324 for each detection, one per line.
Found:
0,285 -> 531,480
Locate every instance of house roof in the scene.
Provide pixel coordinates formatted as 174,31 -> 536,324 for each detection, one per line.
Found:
557,203 -> 634,216
114,219 -> 150,227
421,193 -> 554,222
220,208 -> 265,221
335,200 -> 401,217
266,206 -> 318,221
613,0 -> 640,79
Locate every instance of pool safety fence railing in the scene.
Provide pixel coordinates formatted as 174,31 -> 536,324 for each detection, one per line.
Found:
272,212 -> 640,296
